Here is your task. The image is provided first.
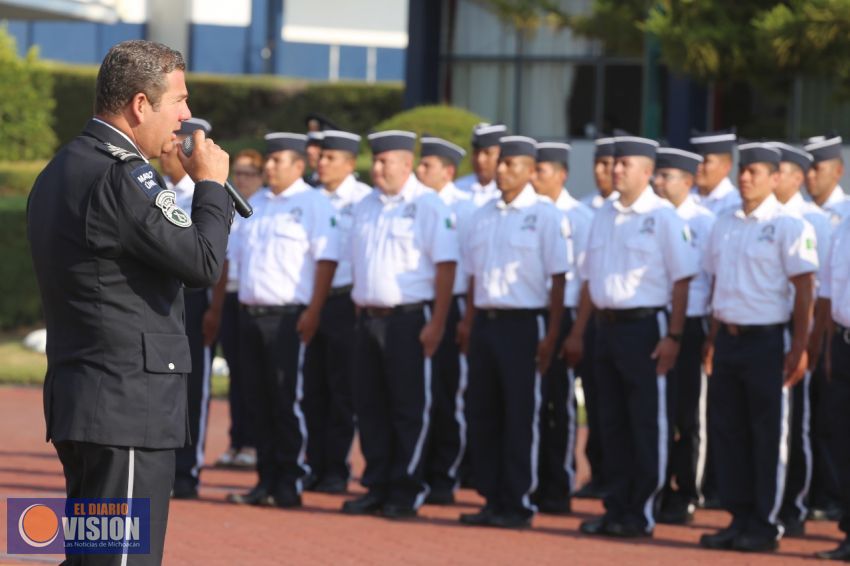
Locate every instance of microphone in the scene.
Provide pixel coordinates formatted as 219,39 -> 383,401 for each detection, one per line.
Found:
181,136 -> 253,218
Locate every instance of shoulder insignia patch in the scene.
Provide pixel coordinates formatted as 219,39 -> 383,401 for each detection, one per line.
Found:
97,141 -> 144,163
129,164 -> 164,199
155,190 -> 192,228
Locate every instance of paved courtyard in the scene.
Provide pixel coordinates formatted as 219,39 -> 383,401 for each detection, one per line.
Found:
0,385 -> 841,564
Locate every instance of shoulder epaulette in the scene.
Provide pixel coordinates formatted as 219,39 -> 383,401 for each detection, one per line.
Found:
96,141 -> 144,163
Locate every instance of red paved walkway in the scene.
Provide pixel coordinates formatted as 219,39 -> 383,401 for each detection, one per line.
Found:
0,385 -> 838,564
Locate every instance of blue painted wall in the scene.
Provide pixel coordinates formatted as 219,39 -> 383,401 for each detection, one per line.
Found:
6,21 -> 144,62
339,45 -> 367,80
190,24 -> 250,74
376,47 -> 404,81
277,40 -> 329,79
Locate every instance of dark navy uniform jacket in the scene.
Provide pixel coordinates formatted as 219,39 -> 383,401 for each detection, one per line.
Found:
27,119 -> 232,449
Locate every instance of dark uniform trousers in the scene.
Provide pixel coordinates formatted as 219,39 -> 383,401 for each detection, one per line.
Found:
220,291 -> 255,451
353,305 -> 432,508
55,441 -> 174,566
663,315 -> 708,505
424,295 -> 468,493
175,288 -> 213,489
827,326 -> 850,535
581,317 -> 605,490
302,289 -> 357,482
780,365 -> 813,525
536,311 -> 577,505
240,307 -> 310,494
467,309 -> 545,517
595,310 -> 668,532
709,324 -> 788,539
809,359 -> 843,509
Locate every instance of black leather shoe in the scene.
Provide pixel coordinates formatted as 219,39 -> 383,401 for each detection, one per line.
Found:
700,526 -> 743,550
171,479 -> 198,500
227,485 -> 272,506
341,492 -> 385,515
460,505 -> 499,526
536,498 -> 571,515
579,516 -> 609,535
273,486 -> 302,508
699,495 -> 723,510
382,504 -> 417,519
425,488 -> 455,505
657,501 -> 695,525
815,539 -> 850,560
732,533 -> 779,553
782,516 -> 806,538
314,476 -> 348,494
810,502 -> 844,522
301,472 -> 320,492
490,512 -> 532,529
605,520 -> 651,538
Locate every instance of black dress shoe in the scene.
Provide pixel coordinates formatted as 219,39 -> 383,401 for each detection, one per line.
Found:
301,472 -> 320,492
490,512 -> 532,529
815,539 -> 850,560
810,502 -> 844,522
382,504 -> 417,519
699,495 -> 723,510
460,505 -> 499,526
341,492 -> 385,515
656,501 -> 695,525
227,485 -> 272,506
781,516 -> 806,537
579,516 -> 609,535
171,480 -> 199,500
700,526 -> 743,550
314,476 -> 348,494
425,488 -> 455,505
273,486 -> 302,509
536,498 -> 571,515
605,520 -> 651,538
732,533 -> 779,553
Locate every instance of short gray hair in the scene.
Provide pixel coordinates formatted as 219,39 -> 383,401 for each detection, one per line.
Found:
95,40 -> 186,115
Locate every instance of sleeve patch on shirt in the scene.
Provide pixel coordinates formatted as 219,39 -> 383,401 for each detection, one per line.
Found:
155,189 -> 192,228
129,164 -> 164,199
445,217 -> 455,230
805,237 -> 815,250
331,216 -> 337,228
682,226 -> 692,242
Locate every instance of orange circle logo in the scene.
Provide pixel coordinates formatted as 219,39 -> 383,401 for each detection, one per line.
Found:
18,504 -> 60,547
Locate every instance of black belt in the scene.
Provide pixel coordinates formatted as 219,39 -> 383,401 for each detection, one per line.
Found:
478,308 -> 544,321
596,307 -> 663,323
362,302 -> 426,318
329,284 -> 353,297
242,304 -> 304,317
836,323 -> 850,344
722,323 -> 784,337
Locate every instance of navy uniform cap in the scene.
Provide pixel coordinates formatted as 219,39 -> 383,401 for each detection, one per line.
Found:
321,130 -> 361,155
594,136 -> 615,159
420,136 -> 466,166
738,142 -> 781,167
613,134 -> 659,160
689,128 -> 737,155
176,117 -> 211,137
472,123 -> 508,149
499,135 -> 537,158
655,147 -> 703,176
803,135 -> 843,163
265,132 -> 308,156
368,130 -> 416,154
765,142 -> 813,172
306,131 -> 325,145
536,142 -> 571,167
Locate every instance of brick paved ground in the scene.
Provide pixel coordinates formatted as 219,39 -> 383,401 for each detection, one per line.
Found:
0,384 -> 840,564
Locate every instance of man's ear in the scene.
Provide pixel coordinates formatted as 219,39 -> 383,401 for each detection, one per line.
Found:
128,92 -> 148,126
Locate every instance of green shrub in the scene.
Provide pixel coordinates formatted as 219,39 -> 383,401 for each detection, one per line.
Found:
0,197 -> 41,329
371,105 -> 488,177
45,64 -> 404,147
0,26 -> 57,160
0,161 -> 47,196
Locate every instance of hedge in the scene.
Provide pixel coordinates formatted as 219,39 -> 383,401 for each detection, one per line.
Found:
0,196 -> 40,329
46,64 -> 404,147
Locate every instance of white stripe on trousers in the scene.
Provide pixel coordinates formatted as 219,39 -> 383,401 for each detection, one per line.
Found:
121,448 -> 135,566
795,370 -> 813,521
696,369 -> 708,501
564,367 -> 577,493
643,310 -> 669,532
521,315 -> 545,512
411,305 -> 434,509
191,345 -> 212,479
448,297 -> 469,486
768,328 -> 793,533
294,342 -> 311,493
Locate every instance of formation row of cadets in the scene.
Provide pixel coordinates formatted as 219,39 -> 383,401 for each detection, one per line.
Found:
172,116 -> 850,558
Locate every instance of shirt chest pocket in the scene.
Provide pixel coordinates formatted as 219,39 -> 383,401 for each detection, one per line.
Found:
624,234 -> 659,267
274,222 -> 309,254
745,241 -> 783,278
390,218 -> 420,270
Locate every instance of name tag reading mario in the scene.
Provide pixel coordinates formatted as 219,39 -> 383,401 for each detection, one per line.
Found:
130,164 -> 164,200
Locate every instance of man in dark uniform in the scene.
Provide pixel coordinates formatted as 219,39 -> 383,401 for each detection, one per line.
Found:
27,40 -> 232,565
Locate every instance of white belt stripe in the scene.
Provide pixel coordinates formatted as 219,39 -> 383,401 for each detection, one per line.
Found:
121,447 -> 135,566
294,342 -> 311,493
521,315 -> 545,512
794,371 -> 813,521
